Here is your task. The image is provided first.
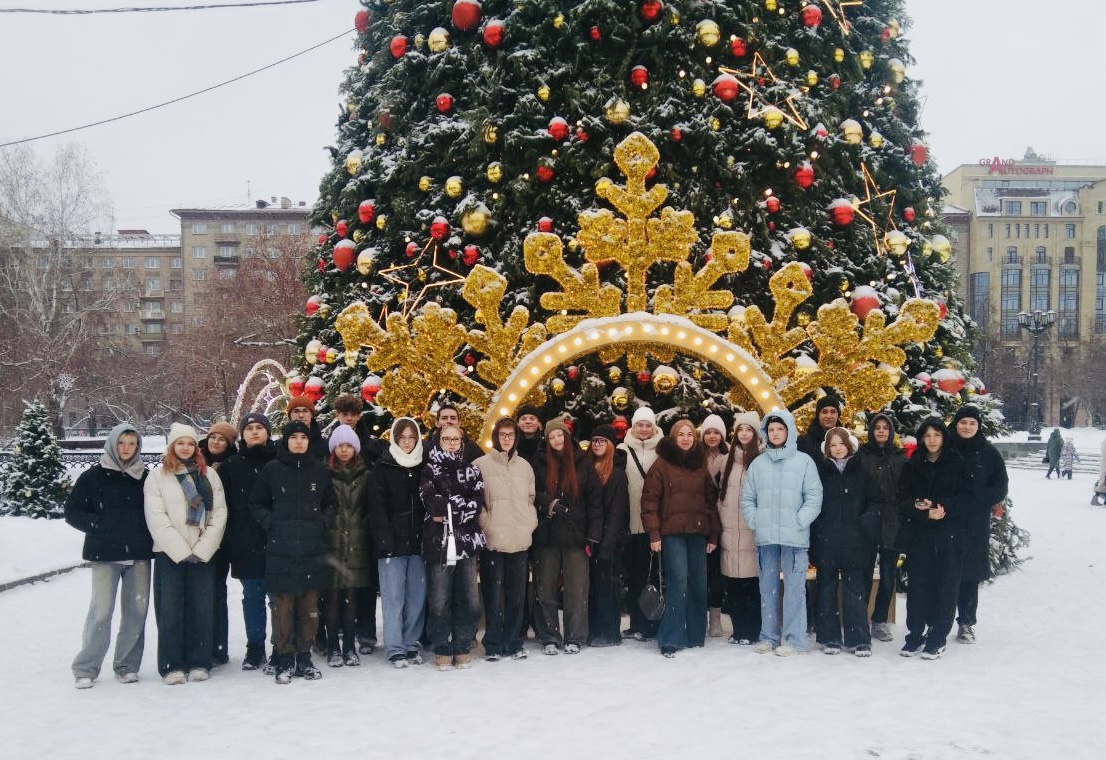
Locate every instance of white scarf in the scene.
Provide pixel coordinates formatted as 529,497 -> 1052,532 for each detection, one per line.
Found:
388,417 -> 424,467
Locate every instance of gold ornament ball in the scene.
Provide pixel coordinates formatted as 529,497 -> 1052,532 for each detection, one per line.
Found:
414,33 -> 425,49
710,117 -> 721,131
692,368 -> 702,380
551,377 -> 566,396
840,118 -> 863,145
765,0 -> 778,11
652,365 -> 678,395
483,123 -> 499,144
883,230 -> 909,257
417,269 -> 428,282
859,50 -> 875,69
352,230 -> 365,243
461,204 -> 491,237
317,303 -> 331,319
696,19 -> 721,47
418,176 -> 432,192
763,106 -> 784,129
553,13 -> 565,28
717,210 -> 734,229
537,84 -> 551,102
356,249 -> 374,275
375,214 -> 387,231
888,58 -> 906,84
305,339 -> 322,365
785,48 -> 800,67
833,48 -> 845,63
608,366 -> 622,383
869,131 -> 884,149
428,27 -> 450,53
691,78 -> 707,97
839,280 -> 850,292
797,311 -> 811,326
887,19 -> 902,39
605,98 -> 631,125
931,234 -> 953,262
486,162 -> 503,183
375,133 -> 386,146
806,69 -> 818,86
789,227 -> 812,250
933,346 -> 944,358
669,8 -> 680,25
445,175 -> 464,198
611,387 -> 631,411
345,150 -> 363,175
595,177 -> 613,195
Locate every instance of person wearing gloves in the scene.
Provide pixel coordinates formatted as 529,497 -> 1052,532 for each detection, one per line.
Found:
716,411 -> 764,645
473,417 -> 538,661
699,413 -> 729,638
641,419 -> 721,658
419,424 -> 487,670
811,427 -> 882,657
143,423 -> 228,685
249,420 -> 337,684
531,417 -> 603,655
200,420 -> 237,667
367,417 -> 428,669
946,405 -> 1008,646
585,424 -> 630,648
896,418 -> 965,659
66,423 -> 152,689
741,408 -> 822,656
217,412 -> 276,672
857,412 -> 905,643
617,405 -> 666,641
324,424 -> 372,668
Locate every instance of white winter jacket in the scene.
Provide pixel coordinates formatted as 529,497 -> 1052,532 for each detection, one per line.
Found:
474,449 -> 537,553
618,429 -> 664,534
143,464 -> 227,563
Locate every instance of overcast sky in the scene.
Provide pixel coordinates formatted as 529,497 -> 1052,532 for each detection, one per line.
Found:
0,0 -> 1098,235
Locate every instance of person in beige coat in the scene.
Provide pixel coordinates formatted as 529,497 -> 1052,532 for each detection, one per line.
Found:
144,423 -> 227,685
716,411 -> 763,645
617,406 -> 665,640
474,417 -> 538,660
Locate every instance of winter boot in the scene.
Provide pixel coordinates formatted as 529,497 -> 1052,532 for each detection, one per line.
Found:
708,608 -> 724,637
295,652 -> 323,680
242,644 -> 264,671
327,649 -> 344,668
274,654 -> 294,685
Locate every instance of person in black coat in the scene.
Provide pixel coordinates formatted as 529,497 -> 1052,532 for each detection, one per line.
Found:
585,424 -> 630,647
798,395 -> 843,460
857,411 -> 906,642
947,405 -> 1009,644
531,418 -> 604,654
65,423 -> 152,688
427,403 -> 484,463
812,428 -> 882,656
896,418 -> 965,659
249,421 -> 336,683
285,395 -> 328,461
367,416 -> 428,668
199,421 -> 237,668
216,412 -> 275,671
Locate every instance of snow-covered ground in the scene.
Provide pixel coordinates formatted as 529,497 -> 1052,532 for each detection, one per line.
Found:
2,467 -> 1103,760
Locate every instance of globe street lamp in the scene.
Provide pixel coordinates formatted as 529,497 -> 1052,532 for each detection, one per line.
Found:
1017,309 -> 1055,441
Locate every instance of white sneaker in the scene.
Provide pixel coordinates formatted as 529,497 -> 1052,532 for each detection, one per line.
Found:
187,668 -> 209,682
774,645 -> 801,657
511,649 -> 527,660
822,643 -> 842,655
115,672 -> 139,684
921,645 -> 946,660
162,671 -> 186,686
74,677 -> 94,689
390,655 -> 409,669
564,643 -> 580,654
542,644 -> 559,656
754,641 -> 775,654
871,622 -> 894,642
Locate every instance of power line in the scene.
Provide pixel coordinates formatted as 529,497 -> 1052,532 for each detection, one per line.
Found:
0,1 -> 321,13
0,28 -> 352,149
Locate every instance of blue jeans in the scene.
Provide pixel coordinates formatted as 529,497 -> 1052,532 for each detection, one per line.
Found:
658,534 -> 708,650
72,561 -> 151,680
153,554 -> 215,675
240,579 -> 267,646
757,545 -> 809,651
378,555 -> 426,659
426,557 -> 481,656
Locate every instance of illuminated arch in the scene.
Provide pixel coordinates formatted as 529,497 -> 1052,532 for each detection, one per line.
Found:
479,313 -> 785,448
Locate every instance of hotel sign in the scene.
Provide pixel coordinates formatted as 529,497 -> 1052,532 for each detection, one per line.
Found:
978,157 -> 1055,175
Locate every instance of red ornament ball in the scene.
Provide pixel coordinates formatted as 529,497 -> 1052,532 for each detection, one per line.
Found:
358,199 -> 375,224
670,127 -> 682,142
763,258 -> 773,271
360,375 -> 382,403
611,415 -> 630,438
332,240 -> 356,272
910,141 -> 928,167
288,377 -> 306,397
435,93 -> 454,113
304,376 -> 326,403
731,37 -> 747,57
713,73 -> 739,102
765,196 -> 781,213
335,219 -> 349,238
451,0 -> 482,32
536,165 -> 554,183
798,262 -> 814,281
566,365 -> 580,382
389,35 -> 407,58
305,295 -> 321,317
548,116 -> 569,141
405,241 -> 419,258
915,372 -> 933,393
316,345 -> 330,365
938,301 -> 948,319
793,162 -> 815,189
850,286 -> 881,320
829,74 -> 841,90
354,9 -> 370,34
430,216 -> 451,241
482,19 -> 504,48
630,65 -> 649,88
636,370 -> 652,386
829,202 -> 855,227
575,128 -> 589,142
589,25 -> 602,42
317,259 -> 326,272
903,206 -> 916,223
639,0 -> 663,23
462,244 -> 480,267
537,217 -> 554,232
317,233 -> 328,245
801,4 -> 823,27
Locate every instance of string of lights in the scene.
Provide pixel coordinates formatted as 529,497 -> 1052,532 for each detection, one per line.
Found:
0,0 -> 320,13
0,28 -> 352,149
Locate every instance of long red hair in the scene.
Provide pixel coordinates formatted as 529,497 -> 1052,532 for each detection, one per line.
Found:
590,442 -> 614,485
164,443 -> 206,475
545,439 -> 579,499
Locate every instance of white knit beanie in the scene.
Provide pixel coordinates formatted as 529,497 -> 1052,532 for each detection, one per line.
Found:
631,406 -> 656,426
166,422 -> 198,450
732,411 -> 761,436
700,414 -> 726,437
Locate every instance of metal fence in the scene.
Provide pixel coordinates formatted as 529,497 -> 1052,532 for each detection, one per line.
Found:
0,451 -> 163,470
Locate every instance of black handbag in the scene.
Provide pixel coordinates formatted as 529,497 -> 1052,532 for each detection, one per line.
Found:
637,551 -> 665,622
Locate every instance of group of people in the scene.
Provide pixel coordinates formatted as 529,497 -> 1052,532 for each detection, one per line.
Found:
64,390 -> 1008,688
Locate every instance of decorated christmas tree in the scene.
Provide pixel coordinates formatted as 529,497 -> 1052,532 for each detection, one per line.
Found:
295,0 -> 1000,443
1,400 -> 70,519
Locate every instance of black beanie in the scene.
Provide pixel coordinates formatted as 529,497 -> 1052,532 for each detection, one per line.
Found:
592,424 -> 619,443
282,420 -> 310,439
952,405 -> 982,424
815,395 -> 843,414
239,412 -> 272,437
516,404 -> 542,420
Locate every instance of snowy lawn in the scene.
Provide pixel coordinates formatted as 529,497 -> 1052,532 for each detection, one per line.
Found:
1,467 -> 1102,760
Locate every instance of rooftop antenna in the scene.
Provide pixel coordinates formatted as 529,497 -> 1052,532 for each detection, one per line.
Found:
247,180 -> 251,204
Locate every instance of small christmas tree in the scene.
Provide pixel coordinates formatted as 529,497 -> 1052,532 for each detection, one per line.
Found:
1,400 -> 70,519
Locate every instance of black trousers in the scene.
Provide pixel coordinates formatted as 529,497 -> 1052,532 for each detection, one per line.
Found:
211,549 -> 230,663
721,576 -> 761,642
815,566 -> 872,648
624,533 -> 660,638
870,546 -> 899,625
904,535 -> 961,650
956,579 -> 979,626
588,556 -> 623,645
480,550 -> 529,656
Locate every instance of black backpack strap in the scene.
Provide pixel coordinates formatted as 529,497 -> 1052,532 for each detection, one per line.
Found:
627,446 -> 647,479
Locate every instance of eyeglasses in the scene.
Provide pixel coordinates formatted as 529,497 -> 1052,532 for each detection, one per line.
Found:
440,436 -> 462,444
589,438 -> 608,445
498,432 -> 516,439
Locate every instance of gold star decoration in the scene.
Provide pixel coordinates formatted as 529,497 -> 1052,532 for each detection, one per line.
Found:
718,53 -> 808,130
377,240 -> 466,318
820,0 -> 864,35
853,162 -> 898,256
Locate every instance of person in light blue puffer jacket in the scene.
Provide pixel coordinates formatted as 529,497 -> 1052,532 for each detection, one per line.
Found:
740,407 -> 822,655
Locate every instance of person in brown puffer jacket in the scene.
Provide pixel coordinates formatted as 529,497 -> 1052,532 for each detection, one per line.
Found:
641,418 -> 721,658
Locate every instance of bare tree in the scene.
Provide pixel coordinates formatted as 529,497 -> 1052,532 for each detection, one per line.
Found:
0,143 -> 116,435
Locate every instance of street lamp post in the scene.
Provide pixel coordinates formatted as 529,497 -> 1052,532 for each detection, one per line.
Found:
1017,309 -> 1056,441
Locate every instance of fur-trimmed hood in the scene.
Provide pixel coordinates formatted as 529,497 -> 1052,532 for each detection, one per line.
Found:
656,436 -> 707,471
